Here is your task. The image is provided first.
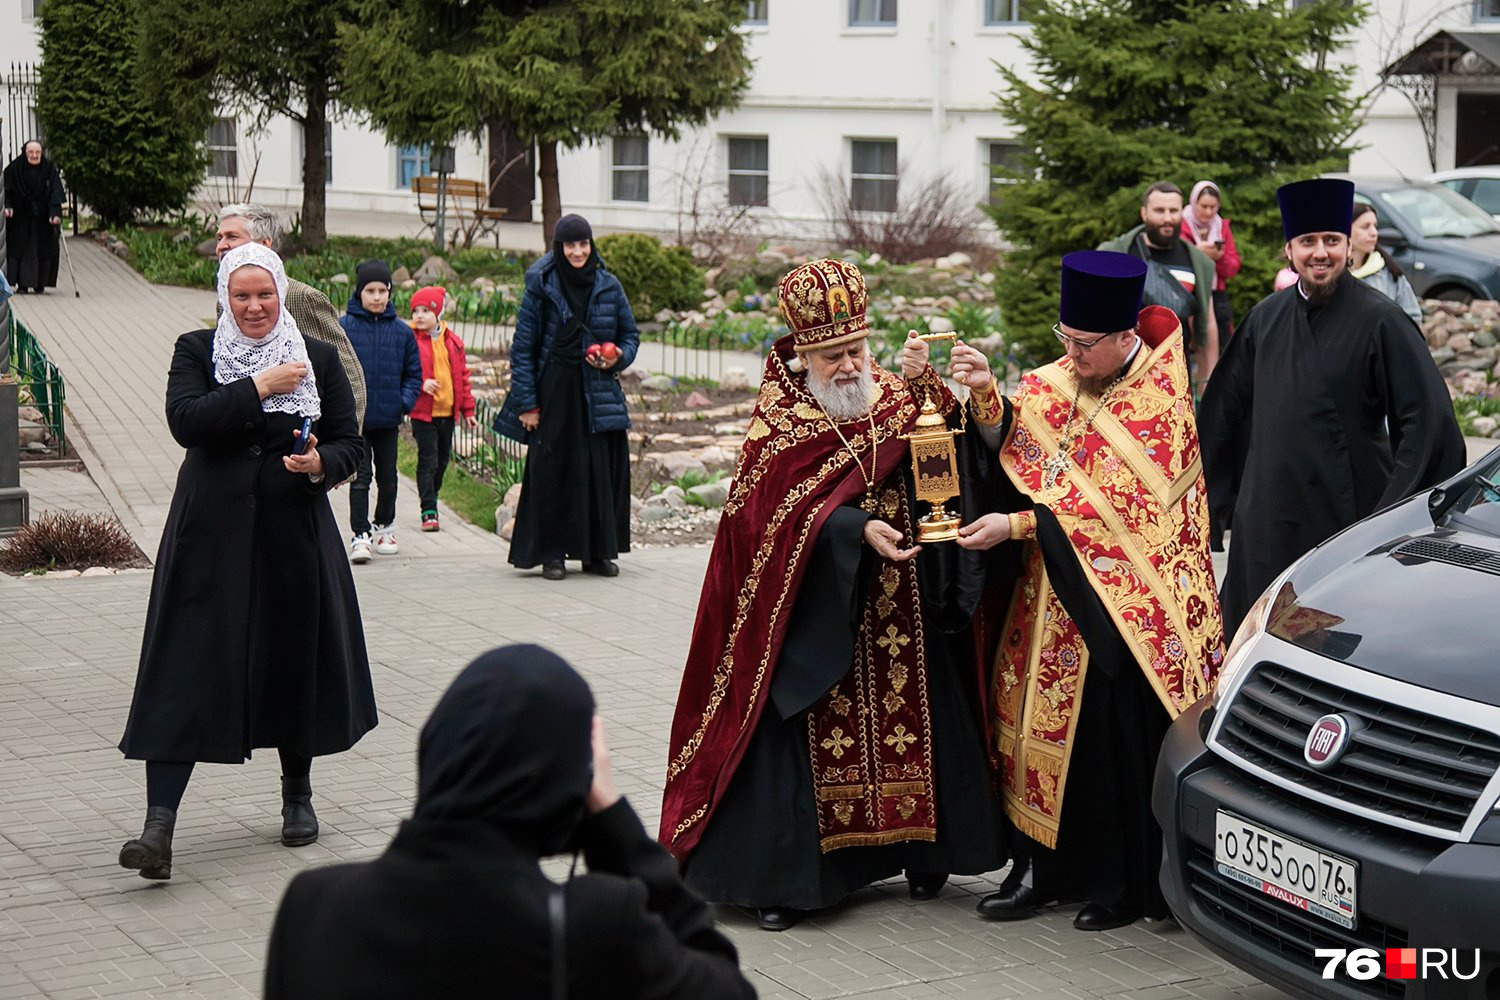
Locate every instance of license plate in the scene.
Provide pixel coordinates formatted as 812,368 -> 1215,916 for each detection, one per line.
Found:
1214,810 -> 1358,929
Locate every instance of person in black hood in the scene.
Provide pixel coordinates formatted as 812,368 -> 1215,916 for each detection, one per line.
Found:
494,213 -> 639,581
264,645 -> 755,1000
3,140 -> 64,293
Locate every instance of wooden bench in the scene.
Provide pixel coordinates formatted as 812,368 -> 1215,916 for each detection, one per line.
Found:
412,176 -> 508,247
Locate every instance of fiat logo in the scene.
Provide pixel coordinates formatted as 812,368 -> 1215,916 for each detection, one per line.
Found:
1304,714 -> 1351,769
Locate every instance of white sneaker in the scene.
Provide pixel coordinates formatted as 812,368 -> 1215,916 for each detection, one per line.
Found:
373,526 -> 400,555
349,533 -> 373,564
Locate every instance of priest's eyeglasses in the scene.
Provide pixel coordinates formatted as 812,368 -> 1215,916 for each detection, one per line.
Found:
1052,325 -> 1114,352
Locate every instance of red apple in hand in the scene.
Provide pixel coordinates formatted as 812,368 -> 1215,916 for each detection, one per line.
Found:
598,342 -> 621,363
585,344 -> 602,363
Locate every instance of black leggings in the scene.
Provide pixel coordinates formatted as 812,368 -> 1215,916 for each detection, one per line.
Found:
145,750 -> 312,812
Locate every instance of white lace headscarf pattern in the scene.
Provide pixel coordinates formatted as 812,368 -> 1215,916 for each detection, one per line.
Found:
212,242 -> 321,418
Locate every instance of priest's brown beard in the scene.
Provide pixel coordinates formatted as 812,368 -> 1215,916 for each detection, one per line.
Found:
1076,371 -> 1118,397
1302,276 -> 1339,307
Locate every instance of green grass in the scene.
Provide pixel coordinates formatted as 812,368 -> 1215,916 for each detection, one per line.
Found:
1453,393 -> 1500,437
395,434 -> 500,533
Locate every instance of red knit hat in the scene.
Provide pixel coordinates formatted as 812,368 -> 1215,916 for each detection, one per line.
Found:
411,285 -> 447,316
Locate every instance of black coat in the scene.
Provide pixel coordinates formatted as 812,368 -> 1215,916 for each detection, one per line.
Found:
264,799 -> 756,1000
1199,275 -> 1466,632
2,152 -> 64,290
119,330 -> 377,763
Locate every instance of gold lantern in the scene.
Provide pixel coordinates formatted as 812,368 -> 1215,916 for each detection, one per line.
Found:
902,332 -> 965,543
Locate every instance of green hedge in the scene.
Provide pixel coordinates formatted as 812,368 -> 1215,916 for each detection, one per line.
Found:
595,233 -> 704,320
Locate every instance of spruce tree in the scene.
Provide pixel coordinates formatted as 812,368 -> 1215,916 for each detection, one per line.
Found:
988,0 -> 1365,365
35,0 -> 207,226
339,0 -> 752,245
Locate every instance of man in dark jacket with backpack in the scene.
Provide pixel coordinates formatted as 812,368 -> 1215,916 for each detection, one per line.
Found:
1099,181 -> 1219,385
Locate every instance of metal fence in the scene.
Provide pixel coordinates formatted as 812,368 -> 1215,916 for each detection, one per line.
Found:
309,281 -> 519,354
6,312 -> 67,456
448,396 -> 525,489
3,63 -> 42,164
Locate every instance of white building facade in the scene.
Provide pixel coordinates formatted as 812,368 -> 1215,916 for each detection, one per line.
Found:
3,0 -> 1499,238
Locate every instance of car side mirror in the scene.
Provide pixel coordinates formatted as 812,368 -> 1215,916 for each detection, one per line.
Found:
1378,226 -> 1409,250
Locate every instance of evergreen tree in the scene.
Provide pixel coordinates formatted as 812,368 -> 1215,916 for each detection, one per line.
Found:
339,0 -> 752,244
988,0 -> 1365,365
139,0 -> 358,249
35,0 -> 207,227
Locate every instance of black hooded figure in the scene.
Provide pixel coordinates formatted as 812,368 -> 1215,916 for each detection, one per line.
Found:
494,213 -> 640,580
264,645 -> 755,1000
2,140 -> 64,293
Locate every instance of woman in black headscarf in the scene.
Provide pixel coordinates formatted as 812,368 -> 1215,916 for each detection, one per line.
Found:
495,214 -> 639,581
264,645 -> 756,1000
3,140 -> 64,293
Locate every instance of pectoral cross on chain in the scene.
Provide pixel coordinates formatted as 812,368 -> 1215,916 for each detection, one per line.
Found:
1041,450 -> 1071,490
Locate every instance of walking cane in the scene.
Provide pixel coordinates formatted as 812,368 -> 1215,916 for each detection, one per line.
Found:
57,223 -> 80,298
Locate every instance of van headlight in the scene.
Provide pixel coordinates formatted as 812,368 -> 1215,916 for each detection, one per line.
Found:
1211,556 -> 1307,707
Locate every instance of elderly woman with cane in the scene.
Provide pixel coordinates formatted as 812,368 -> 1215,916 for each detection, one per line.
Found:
117,242 -> 376,880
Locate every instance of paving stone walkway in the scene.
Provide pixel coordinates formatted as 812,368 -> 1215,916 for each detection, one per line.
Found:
0,242 -> 1285,999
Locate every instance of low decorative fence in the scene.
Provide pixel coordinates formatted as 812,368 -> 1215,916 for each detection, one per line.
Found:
451,396 -> 525,490
6,312 -> 67,456
309,281 -> 519,354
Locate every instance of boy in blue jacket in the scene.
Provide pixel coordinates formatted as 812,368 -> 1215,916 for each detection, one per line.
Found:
342,260 -> 421,563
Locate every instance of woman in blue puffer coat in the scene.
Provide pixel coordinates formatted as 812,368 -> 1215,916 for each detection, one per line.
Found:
495,215 -> 639,580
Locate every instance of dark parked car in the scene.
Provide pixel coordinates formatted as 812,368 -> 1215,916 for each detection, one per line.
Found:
1155,446 -> 1500,999
1342,176 -> 1500,304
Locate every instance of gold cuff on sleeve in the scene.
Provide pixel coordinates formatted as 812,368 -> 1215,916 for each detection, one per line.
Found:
970,380 -> 1004,427
1008,510 -> 1036,541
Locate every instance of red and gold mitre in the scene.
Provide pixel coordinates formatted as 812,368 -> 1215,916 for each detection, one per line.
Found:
777,258 -> 870,352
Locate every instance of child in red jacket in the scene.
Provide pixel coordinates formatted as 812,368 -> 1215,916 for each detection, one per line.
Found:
409,286 -> 477,531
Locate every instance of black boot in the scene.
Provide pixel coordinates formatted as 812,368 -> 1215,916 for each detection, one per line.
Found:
280,774 -> 319,847
119,806 -> 176,880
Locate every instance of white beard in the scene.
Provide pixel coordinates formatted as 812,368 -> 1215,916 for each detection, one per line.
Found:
808,366 -> 875,422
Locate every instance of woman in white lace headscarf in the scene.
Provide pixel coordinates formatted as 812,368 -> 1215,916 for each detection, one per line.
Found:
117,242 -> 376,882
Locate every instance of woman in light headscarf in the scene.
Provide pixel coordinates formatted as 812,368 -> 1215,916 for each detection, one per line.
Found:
264,645 -> 757,999
117,242 -> 375,880
1180,180 -> 1241,345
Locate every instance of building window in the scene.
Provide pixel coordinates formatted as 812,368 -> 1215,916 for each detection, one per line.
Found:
612,135 -> 649,202
850,139 -> 897,213
985,0 -> 1028,23
299,126 -> 333,185
23,0 -> 44,18
849,0 -> 896,26
1477,0 -> 1500,20
727,137 -> 769,207
397,145 -> 430,189
987,141 -> 1025,205
745,0 -> 767,24
206,117 -> 238,178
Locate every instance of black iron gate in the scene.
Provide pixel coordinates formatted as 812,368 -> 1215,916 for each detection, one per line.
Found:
3,63 -> 43,164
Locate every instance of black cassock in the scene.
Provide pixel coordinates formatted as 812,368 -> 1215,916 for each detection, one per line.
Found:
685,431 -> 1010,910
1199,274 -> 1464,633
2,153 -> 63,291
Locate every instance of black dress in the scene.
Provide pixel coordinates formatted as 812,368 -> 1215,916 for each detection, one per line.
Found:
508,287 -> 631,569
2,152 -> 63,292
119,331 -> 376,763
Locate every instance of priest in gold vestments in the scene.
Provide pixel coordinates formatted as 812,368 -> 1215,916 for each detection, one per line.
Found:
951,250 -> 1224,931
